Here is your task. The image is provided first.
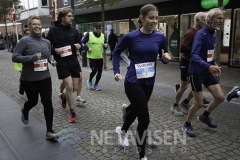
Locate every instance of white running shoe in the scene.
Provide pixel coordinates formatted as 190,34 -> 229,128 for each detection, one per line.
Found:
139,156 -> 148,160
171,105 -> 183,116
115,126 -> 129,147
75,96 -> 86,104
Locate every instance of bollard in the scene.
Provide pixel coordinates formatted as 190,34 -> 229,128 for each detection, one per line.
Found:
82,50 -> 87,67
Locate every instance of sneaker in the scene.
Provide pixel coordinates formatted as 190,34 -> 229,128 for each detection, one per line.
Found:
21,107 -> 29,125
171,105 -> 183,116
115,126 -> 129,147
203,98 -> 210,108
197,115 -> 217,128
87,80 -> 94,90
182,124 -> 196,137
19,84 -> 24,95
122,104 -> 128,122
59,93 -> 66,108
46,132 -> 59,140
75,96 -> 86,104
175,83 -> 180,93
69,112 -> 76,123
180,101 -> 191,113
226,86 -> 240,102
139,156 -> 148,160
146,132 -> 155,147
94,84 -> 101,91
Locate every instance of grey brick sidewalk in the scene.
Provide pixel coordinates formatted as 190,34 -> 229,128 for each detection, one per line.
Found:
0,50 -> 240,160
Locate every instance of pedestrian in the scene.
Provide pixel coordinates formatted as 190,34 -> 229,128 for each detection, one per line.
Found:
12,15 -> 58,140
108,29 -> 118,61
172,12 -> 210,116
82,23 -> 108,91
226,86 -> 240,102
112,4 -> 171,160
182,8 -> 225,137
46,8 -> 82,123
14,28 -> 31,95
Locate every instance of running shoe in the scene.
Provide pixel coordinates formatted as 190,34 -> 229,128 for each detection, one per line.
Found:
94,84 -> 101,91
203,98 -> 210,108
226,86 -> 240,102
122,104 -> 128,122
115,126 -> 129,147
197,115 -> 217,128
180,101 -> 191,113
59,93 -> 66,108
139,156 -> 148,160
146,132 -> 156,147
171,105 -> 183,116
182,124 -> 196,137
46,132 -> 59,140
175,83 -> 180,93
75,96 -> 86,104
69,112 -> 76,123
87,80 -> 94,90
21,107 -> 29,125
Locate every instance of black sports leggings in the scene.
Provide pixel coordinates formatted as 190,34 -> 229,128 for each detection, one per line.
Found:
122,83 -> 154,159
21,77 -> 53,132
89,59 -> 103,85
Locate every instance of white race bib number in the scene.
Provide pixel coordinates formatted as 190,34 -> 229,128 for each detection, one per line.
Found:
60,45 -> 72,57
135,62 -> 155,79
34,59 -> 47,71
207,50 -> 214,62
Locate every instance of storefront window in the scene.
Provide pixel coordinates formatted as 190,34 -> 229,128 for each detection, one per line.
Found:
230,9 -> 240,66
158,15 -> 179,61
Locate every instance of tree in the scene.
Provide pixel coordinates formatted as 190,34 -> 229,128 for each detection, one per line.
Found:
214,0 -> 223,82
0,0 -> 20,51
78,0 -> 119,69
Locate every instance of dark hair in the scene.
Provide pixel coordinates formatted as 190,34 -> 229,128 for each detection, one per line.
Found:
23,28 -> 30,34
138,4 -> 158,29
94,23 -> 101,28
57,8 -> 74,22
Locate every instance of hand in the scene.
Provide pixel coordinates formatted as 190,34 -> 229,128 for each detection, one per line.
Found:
55,48 -> 63,55
51,60 -> 57,67
104,43 -> 108,48
209,65 -> 221,76
114,74 -> 122,81
161,49 -> 171,63
78,54 -> 82,60
74,43 -> 81,49
88,48 -> 92,52
36,53 -> 42,60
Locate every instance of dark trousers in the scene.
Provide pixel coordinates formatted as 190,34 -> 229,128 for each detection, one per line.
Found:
122,83 -> 154,158
89,59 -> 103,85
109,45 -> 115,60
21,77 -> 53,132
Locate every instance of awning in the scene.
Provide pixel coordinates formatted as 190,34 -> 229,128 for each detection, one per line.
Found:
0,22 -> 21,27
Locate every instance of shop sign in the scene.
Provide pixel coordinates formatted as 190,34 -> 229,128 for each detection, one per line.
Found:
76,17 -> 87,23
169,30 -> 178,58
201,0 -> 229,9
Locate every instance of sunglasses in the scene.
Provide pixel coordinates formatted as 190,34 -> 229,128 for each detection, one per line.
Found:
96,27 -> 101,30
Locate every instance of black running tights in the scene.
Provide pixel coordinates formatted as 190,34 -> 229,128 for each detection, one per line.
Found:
89,59 -> 103,85
21,77 -> 53,132
122,83 -> 154,159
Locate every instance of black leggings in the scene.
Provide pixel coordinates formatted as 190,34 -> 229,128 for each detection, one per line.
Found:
21,77 -> 53,132
89,59 -> 103,85
122,83 -> 154,159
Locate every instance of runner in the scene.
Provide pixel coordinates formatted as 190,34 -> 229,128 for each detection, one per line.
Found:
12,15 -> 58,140
113,4 -> 171,160
46,8 -> 81,123
82,23 -> 108,91
182,8 -> 225,137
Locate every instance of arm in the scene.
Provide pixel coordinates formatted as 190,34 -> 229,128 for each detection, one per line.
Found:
180,45 -> 192,54
12,38 -> 39,63
45,28 -> 56,55
103,36 -> 108,49
81,32 -> 90,51
158,35 -> 169,64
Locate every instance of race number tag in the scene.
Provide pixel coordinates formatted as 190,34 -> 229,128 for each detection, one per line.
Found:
60,45 -> 72,57
34,59 -> 47,71
135,62 -> 155,79
207,50 -> 214,62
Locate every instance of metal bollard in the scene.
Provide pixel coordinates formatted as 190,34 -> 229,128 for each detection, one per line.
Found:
82,50 -> 87,67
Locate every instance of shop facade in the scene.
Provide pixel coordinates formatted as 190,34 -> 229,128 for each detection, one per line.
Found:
75,0 -> 240,67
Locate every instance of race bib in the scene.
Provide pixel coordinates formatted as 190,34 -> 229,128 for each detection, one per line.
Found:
135,62 -> 155,79
207,50 -> 214,62
60,45 -> 72,57
34,59 -> 47,71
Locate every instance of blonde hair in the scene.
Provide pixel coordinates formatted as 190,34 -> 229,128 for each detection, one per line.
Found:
27,15 -> 41,28
138,4 -> 158,29
57,8 -> 74,22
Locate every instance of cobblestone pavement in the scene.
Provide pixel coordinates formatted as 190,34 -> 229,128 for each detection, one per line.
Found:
1,50 -> 240,160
